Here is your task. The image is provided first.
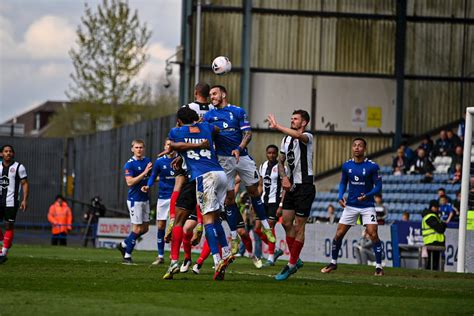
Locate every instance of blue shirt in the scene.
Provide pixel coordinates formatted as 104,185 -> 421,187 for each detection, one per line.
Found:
338,158 -> 382,208
168,122 -> 223,180
124,156 -> 151,202
147,156 -> 176,199
439,203 -> 454,221
203,104 -> 251,156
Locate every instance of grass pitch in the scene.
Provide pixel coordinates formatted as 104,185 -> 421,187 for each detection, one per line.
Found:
0,245 -> 473,315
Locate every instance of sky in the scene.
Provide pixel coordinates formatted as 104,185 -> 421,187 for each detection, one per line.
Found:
0,0 -> 181,122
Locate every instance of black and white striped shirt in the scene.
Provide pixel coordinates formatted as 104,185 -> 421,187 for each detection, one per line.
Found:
0,161 -> 27,208
259,160 -> 284,204
182,102 -> 214,118
280,133 -> 314,184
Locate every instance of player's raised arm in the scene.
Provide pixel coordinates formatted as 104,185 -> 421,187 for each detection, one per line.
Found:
267,114 -> 310,144
143,160 -> 161,192
169,139 -> 210,152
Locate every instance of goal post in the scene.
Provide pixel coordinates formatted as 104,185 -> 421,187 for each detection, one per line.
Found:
457,107 -> 474,273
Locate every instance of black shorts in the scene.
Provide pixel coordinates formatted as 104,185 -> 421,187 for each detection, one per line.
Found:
176,179 -> 197,212
282,183 -> 316,218
0,206 -> 19,223
264,203 -> 279,221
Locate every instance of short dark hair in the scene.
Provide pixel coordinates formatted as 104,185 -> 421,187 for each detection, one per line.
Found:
195,82 -> 210,98
1,144 -> 14,153
292,109 -> 310,124
352,137 -> 367,147
177,107 -> 199,124
211,85 -> 227,95
438,187 -> 446,193
266,144 -> 278,152
55,194 -> 64,201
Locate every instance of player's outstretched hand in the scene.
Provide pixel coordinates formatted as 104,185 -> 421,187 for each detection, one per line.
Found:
231,149 -> 240,163
267,114 -> 278,130
338,198 -> 346,208
141,186 -> 149,193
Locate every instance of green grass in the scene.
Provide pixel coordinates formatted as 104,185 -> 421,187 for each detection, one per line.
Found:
0,245 -> 473,315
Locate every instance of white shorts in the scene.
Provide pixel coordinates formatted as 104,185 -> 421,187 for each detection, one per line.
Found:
156,198 -> 170,221
218,155 -> 260,191
339,205 -> 377,226
127,200 -> 150,225
196,171 -> 227,215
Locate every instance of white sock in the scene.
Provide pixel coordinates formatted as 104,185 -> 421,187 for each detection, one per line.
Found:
230,231 -> 237,239
331,259 -> 337,265
268,254 -> 274,262
261,220 -> 270,230
124,253 -> 132,259
158,255 -> 164,259
222,246 -> 231,258
288,263 -> 295,269
171,259 -> 178,265
213,253 -> 222,266
376,263 -> 383,269
121,241 -> 127,248
2,247 -> 8,256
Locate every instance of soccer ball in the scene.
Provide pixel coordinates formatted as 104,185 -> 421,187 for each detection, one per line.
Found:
211,56 -> 232,75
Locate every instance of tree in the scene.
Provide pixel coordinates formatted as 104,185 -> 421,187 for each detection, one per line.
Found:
67,0 -> 151,107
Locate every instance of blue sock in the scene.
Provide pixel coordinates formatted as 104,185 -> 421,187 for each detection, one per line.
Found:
213,220 -> 229,248
251,197 -> 267,221
331,239 -> 342,261
373,240 -> 383,265
225,204 -> 238,231
125,232 -> 139,255
204,224 -> 220,255
157,229 -> 165,257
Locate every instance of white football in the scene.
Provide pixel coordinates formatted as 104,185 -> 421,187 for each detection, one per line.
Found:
212,56 -> 232,75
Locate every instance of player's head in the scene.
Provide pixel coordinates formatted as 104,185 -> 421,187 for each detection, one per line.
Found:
266,144 -> 278,162
194,82 -> 210,101
437,187 -> 446,197
131,139 -> 145,158
177,107 -> 199,125
209,85 -> 227,107
164,138 -> 175,156
1,144 -> 15,162
352,137 -> 367,158
55,194 -> 65,204
291,110 -> 310,130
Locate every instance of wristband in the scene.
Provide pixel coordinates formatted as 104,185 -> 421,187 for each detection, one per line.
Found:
279,203 -> 283,207
235,146 -> 243,153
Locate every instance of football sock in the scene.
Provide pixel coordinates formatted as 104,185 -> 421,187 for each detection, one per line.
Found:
196,205 -> 203,224
331,238 -> 342,263
255,228 -> 275,254
225,204 -> 238,233
268,227 -> 276,254
169,191 -> 180,219
183,231 -> 193,260
1,247 -> 7,256
197,240 -> 211,265
3,229 -> 13,249
289,240 -> 304,265
213,220 -> 229,248
241,233 -> 253,255
204,224 -> 220,255
250,197 -> 270,228
157,229 -> 165,257
170,225 -> 184,261
268,254 -> 275,262
373,240 -> 383,265
124,231 -> 138,256
286,236 -> 295,251
0,228 -> 3,241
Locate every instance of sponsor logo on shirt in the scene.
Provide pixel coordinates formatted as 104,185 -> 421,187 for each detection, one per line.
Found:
0,175 -> 9,188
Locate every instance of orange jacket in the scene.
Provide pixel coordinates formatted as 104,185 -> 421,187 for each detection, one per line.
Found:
48,201 -> 73,234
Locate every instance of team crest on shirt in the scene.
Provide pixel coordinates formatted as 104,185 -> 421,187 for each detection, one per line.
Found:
10,167 -> 15,173
0,175 -> 9,188
348,169 -> 352,173
363,168 -> 366,175
138,167 -> 142,170
163,165 -> 167,169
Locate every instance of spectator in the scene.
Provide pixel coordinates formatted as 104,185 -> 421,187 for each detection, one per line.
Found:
449,145 -> 463,173
437,187 -> 453,204
401,212 -> 410,222
353,228 -> 381,265
439,196 -> 456,224
400,142 -> 416,166
421,200 -> 446,271
457,114 -> 466,142
317,204 -> 337,224
446,129 -> 462,150
419,134 -> 434,158
392,147 -> 409,175
449,163 -> 462,184
374,194 -> 388,225
410,148 -> 434,182
469,177 -> 474,210
47,195 -> 73,246
433,130 -> 452,157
